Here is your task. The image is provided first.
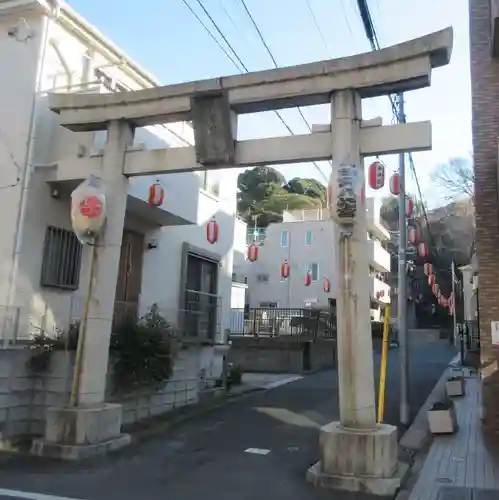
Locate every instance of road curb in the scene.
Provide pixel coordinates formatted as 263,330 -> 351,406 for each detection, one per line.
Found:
395,354 -> 460,499
399,353 -> 460,452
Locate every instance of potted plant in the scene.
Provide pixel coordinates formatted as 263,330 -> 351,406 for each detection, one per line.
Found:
428,398 -> 458,434
445,375 -> 465,397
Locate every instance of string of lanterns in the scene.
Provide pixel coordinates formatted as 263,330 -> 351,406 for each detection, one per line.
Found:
424,261 -> 455,313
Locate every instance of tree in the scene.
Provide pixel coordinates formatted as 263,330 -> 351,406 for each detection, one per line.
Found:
237,167 -> 324,227
379,195 -> 424,231
430,156 -> 474,200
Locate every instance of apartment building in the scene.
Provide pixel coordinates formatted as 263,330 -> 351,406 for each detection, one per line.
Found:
470,0 -> 499,432
0,0 -> 243,373
246,198 -> 391,321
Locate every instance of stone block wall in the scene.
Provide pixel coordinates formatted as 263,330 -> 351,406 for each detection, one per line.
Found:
0,346 -> 205,441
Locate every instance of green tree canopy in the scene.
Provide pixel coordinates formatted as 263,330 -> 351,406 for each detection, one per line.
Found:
237,167 -> 325,227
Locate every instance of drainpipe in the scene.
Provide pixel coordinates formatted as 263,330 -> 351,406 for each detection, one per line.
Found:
1,7 -> 57,346
49,38 -> 73,88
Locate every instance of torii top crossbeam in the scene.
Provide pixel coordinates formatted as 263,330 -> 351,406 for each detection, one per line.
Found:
49,28 -> 452,132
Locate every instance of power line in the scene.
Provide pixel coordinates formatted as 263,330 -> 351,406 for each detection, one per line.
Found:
193,0 -> 248,70
236,0 -> 330,180
180,0 -> 244,70
182,0 -> 328,183
355,0 -> 438,259
304,0 -> 330,55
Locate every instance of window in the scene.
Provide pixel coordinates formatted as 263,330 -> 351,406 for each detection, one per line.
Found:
256,274 -> 269,283
281,230 -> 289,248
305,230 -> 313,246
40,226 -> 83,290
260,302 -> 277,308
305,263 -> 319,281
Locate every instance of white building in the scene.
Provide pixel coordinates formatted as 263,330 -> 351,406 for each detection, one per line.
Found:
245,198 -> 391,321
0,0 -> 244,376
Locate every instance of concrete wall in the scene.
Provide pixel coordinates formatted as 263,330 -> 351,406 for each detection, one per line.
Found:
0,346 -> 205,440
470,0 -> 499,432
228,337 -> 336,374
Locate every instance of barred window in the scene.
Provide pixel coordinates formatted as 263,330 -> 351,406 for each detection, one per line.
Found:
40,226 -> 82,290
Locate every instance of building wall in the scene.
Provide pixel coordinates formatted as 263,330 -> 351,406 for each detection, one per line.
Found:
470,0 -> 499,431
0,5 -> 239,348
0,8 -> 48,306
246,207 -> 391,310
247,219 -> 336,309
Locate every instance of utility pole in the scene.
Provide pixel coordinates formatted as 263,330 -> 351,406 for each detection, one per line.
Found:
397,93 -> 410,426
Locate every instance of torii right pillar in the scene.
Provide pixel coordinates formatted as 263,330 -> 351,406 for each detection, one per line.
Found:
307,52 -> 453,499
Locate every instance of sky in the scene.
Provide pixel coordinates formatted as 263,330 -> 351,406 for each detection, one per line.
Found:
67,0 -> 471,208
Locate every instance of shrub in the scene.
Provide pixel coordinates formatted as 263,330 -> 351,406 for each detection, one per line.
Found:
109,304 -> 179,394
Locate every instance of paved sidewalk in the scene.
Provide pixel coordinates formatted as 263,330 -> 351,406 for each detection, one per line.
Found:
232,373 -> 304,393
408,370 -> 499,499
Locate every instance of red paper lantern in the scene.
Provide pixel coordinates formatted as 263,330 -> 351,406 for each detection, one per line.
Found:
323,278 -> 331,293
247,244 -> 259,262
368,160 -> 385,190
206,218 -> 219,245
432,283 -> 438,295
428,274 -> 436,287
408,227 -> 418,245
417,242 -> 428,258
423,262 -> 432,276
281,261 -> 290,279
389,173 -> 400,196
305,270 -> 312,287
148,181 -> 165,207
405,197 -> 413,217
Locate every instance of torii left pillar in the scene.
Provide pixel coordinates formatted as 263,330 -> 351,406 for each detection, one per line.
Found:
32,120 -> 134,460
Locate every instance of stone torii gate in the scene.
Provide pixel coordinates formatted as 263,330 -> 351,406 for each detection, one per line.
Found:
35,28 -> 452,493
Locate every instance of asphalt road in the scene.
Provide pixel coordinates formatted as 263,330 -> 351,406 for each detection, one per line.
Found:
0,339 -> 455,500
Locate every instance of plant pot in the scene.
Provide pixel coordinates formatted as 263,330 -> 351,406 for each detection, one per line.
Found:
428,402 -> 458,434
445,377 -> 465,397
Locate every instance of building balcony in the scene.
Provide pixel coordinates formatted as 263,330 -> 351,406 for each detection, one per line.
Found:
368,239 -> 391,273
366,198 -> 390,242
371,277 -> 391,305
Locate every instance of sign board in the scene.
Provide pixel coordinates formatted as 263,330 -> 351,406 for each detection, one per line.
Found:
491,321 -> 499,345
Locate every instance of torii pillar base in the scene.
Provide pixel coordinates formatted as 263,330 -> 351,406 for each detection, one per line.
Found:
306,422 -> 409,496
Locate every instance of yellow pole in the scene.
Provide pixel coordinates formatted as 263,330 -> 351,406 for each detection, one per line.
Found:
69,241 -> 98,407
377,303 -> 391,423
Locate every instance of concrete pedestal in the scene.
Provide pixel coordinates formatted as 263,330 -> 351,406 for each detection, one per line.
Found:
306,422 -> 409,496
31,403 -> 130,460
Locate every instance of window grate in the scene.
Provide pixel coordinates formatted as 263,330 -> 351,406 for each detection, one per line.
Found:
40,226 -> 82,290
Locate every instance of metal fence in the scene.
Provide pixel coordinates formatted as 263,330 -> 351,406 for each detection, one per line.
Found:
230,307 -> 336,339
463,320 -> 480,351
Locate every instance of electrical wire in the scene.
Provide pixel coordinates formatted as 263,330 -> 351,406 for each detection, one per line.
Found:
355,1 -> 438,255
182,0 -> 328,182
236,0 -> 330,180
355,0 -> 454,288
304,0 -> 330,55
181,0 -> 244,71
